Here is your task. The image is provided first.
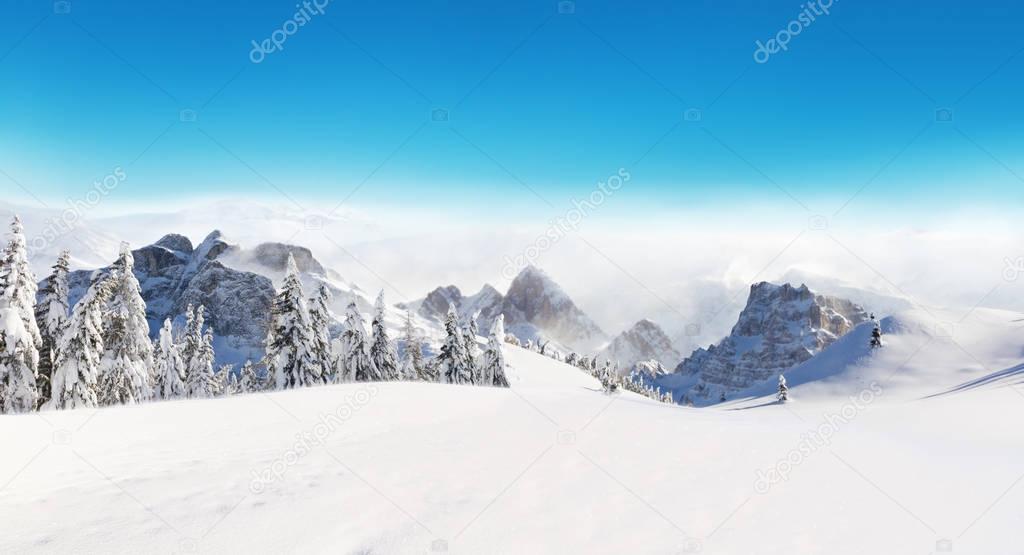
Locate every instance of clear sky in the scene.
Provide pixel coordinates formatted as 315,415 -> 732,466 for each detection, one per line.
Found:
2,0 -> 1022,224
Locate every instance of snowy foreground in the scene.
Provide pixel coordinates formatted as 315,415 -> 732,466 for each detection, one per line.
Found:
2,317 -> 1024,554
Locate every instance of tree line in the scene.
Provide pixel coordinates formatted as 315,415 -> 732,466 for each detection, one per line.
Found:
0,216 -> 510,414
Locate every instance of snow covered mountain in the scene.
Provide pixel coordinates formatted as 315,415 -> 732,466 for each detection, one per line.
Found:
600,319 -> 680,371
669,282 -> 869,403
63,231 -> 276,365
406,265 -> 606,352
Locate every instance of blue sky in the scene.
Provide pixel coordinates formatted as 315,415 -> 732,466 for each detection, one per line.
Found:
2,0 -> 1022,223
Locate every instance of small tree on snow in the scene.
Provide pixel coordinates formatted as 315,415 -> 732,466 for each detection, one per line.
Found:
34,250 -> 70,408
153,319 -> 186,400
480,314 -> 510,388
777,374 -> 789,403
369,291 -> 400,381
48,274 -> 113,410
398,310 -> 424,381
437,304 -> 472,385
99,244 -> 154,405
869,313 -> 883,349
308,283 -> 335,384
265,253 -> 321,389
340,301 -> 380,382
239,360 -> 260,393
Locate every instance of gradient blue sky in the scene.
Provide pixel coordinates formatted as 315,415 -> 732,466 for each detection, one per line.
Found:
2,0 -> 1022,222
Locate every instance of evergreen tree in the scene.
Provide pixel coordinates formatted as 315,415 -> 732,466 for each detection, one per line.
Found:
264,254 -> 320,389
777,374 -> 789,403
48,273 -> 113,410
869,313 -> 883,348
215,364 -> 235,396
0,215 -> 40,408
369,291 -> 400,381
398,310 -> 424,381
152,319 -> 186,400
34,250 -> 70,408
308,283 -> 335,384
340,301 -> 380,382
437,304 -> 472,384
481,314 -> 510,388
0,300 -> 39,412
462,310 -> 481,382
184,305 -> 216,398
239,359 -> 260,393
99,244 -> 154,405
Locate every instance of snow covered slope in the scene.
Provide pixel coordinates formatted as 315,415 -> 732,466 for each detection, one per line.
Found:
2,338 -> 1023,554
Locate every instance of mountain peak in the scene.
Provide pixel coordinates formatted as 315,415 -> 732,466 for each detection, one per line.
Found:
154,234 -> 193,254
602,319 -> 679,370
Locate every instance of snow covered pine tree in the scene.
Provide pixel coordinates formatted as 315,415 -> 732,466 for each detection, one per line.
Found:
369,291 -> 400,381
47,273 -> 114,410
34,249 -> 70,407
777,374 -> 789,402
340,301 -> 381,382
153,319 -> 186,399
0,215 -> 40,411
398,310 -> 424,381
437,304 -> 472,385
264,253 -> 321,389
869,313 -> 883,349
480,314 -> 510,388
308,283 -> 335,384
184,305 -> 217,398
462,310 -> 481,382
99,244 -> 154,405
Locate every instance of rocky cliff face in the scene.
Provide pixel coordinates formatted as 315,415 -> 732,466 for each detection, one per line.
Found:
406,266 -> 605,351
65,231 -> 275,365
601,319 -> 680,371
676,282 -> 868,401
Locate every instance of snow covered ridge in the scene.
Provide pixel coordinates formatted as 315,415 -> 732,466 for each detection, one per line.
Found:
670,282 -> 869,404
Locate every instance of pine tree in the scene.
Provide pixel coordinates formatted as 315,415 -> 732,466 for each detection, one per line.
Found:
481,314 -> 510,388
369,291 -> 400,381
152,319 -> 186,400
265,254 -> 320,389
184,305 -> 216,398
99,244 -> 154,405
308,283 -> 335,384
239,360 -> 260,393
0,215 -> 40,409
340,301 -> 380,382
34,250 -> 70,408
47,273 -> 113,410
437,304 -> 472,385
398,310 -> 424,381
777,374 -> 789,403
0,301 -> 39,412
869,313 -> 883,349
462,310 -> 481,383
215,364 -> 235,396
